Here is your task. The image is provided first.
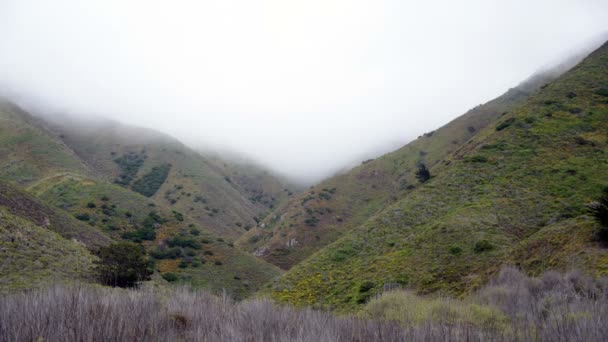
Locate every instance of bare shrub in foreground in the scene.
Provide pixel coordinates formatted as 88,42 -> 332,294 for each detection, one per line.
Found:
1,267 -> 607,341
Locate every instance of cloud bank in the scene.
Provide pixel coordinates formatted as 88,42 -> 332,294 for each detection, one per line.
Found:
0,0 -> 607,183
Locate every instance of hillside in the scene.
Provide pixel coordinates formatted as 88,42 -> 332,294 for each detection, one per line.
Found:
269,41 -> 608,311
237,63 -> 571,269
0,102 -> 282,297
0,101 -> 92,185
45,118 -> 288,240
0,181 -> 101,292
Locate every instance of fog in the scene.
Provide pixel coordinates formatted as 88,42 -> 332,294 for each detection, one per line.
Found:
0,1 -> 607,183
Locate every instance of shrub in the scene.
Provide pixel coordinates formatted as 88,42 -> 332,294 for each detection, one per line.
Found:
415,163 -> 431,183
122,227 -> 156,242
173,211 -> 184,222
150,247 -> 182,259
449,246 -> 463,255
359,281 -> 375,293
131,164 -> 171,197
86,202 -> 96,208
588,186 -> 608,244
496,118 -> 516,131
305,216 -> 319,227
113,152 -> 145,186
474,240 -> 494,253
94,242 -> 152,287
162,272 -> 178,282
595,87 -> 608,97
467,155 -> 488,163
74,213 -> 90,221
167,236 -> 201,249
330,246 -> 356,262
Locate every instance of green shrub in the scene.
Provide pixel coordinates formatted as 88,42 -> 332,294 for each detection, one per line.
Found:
595,87 -> 608,97
449,245 -> 463,255
122,227 -> 156,242
94,242 -> 152,287
150,247 -> 182,259
415,163 -> 431,183
330,246 -> 356,262
74,213 -> 90,221
162,272 -> 178,282
359,281 -> 375,293
467,155 -> 488,163
474,240 -> 494,253
167,236 -> 201,249
132,164 -> 171,197
305,216 -> 320,227
86,202 -> 96,208
173,211 -> 184,222
113,152 -> 145,186
496,118 -> 516,131
588,186 -> 608,244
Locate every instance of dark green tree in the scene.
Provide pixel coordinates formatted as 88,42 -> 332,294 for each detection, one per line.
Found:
94,242 -> 152,287
415,163 -> 431,183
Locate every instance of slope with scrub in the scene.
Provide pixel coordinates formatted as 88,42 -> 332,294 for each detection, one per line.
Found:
270,41 -> 608,311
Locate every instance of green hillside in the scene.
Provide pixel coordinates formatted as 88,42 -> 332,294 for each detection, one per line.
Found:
269,41 -> 608,311
32,174 -> 282,298
0,101 -> 91,185
0,183 -> 100,293
237,63 -> 569,270
0,208 -> 96,293
0,103 -> 282,297
46,119 -> 270,240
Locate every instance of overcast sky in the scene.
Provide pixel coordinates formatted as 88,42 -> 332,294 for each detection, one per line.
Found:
0,0 -> 607,183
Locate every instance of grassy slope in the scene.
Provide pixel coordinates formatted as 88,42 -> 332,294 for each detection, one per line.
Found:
0,181 -> 110,247
49,119 -> 283,240
238,69 -> 563,270
205,154 -> 301,213
0,207 -> 96,293
0,101 -> 91,185
0,104 -> 281,297
32,174 -> 281,298
269,41 -> 608,311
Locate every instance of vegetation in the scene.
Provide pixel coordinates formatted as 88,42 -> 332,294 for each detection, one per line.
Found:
236,53 -> 563,269
2,268 -> 607,341
113,151 -> 145,186
588,186 -> 608,243
270,41 -> 608,309
415,163 -> 431,183
93,242 -> 152,288
131,164 -> 171,197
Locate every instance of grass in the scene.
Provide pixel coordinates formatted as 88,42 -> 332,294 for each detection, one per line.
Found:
0,208 -> 96,293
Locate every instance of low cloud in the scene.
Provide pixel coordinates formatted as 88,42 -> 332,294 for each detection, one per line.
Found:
1,0 -> 607,183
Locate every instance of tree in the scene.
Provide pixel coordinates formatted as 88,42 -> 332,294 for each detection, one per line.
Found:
588,186 -> 608,244
415,163 -> 431,183
94,242 -> 152,287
